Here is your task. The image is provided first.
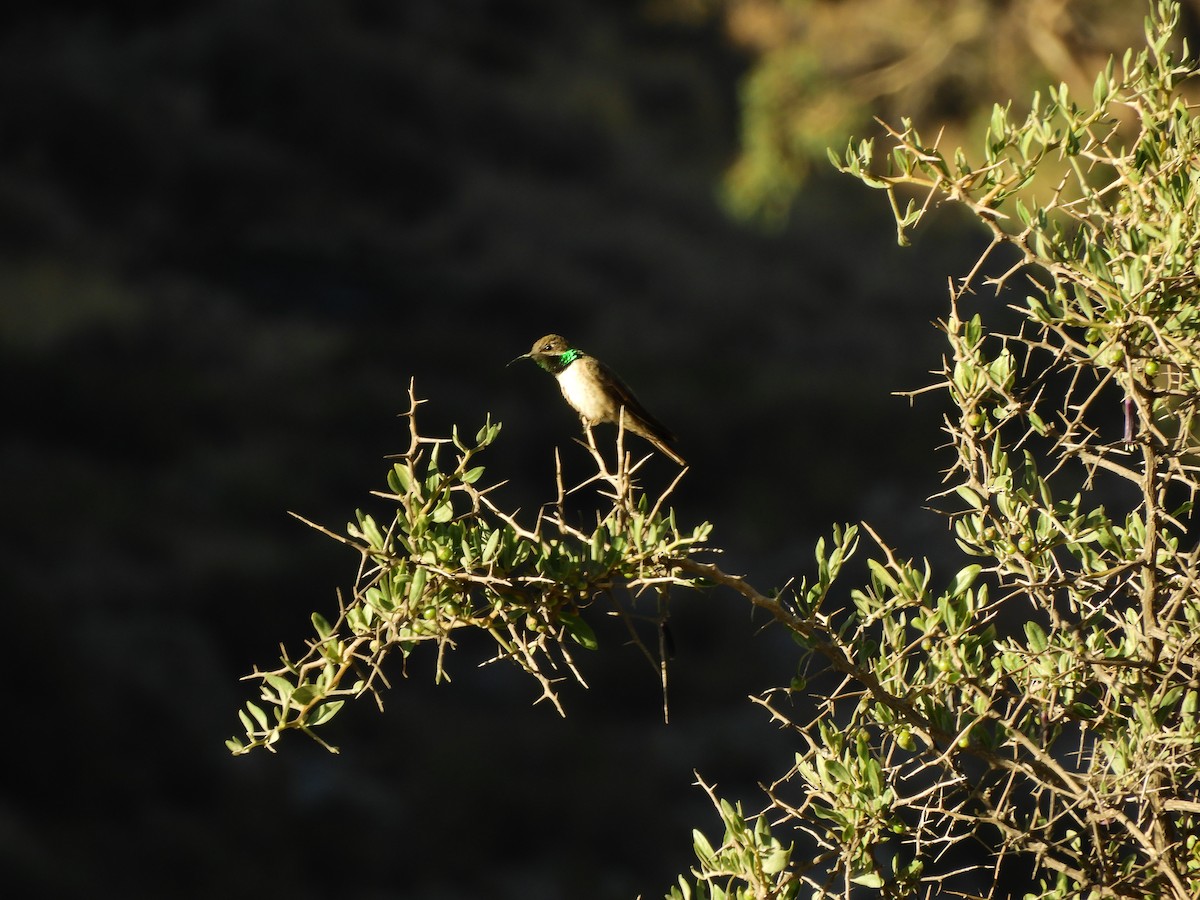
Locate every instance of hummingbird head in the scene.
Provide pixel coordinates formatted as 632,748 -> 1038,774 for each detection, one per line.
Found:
509,334 -> 578,372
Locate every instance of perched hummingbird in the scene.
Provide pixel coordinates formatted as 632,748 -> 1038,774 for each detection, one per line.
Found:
511,333 -> 686,466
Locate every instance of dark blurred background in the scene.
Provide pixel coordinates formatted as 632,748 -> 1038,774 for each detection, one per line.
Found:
0,1 -> 1173,897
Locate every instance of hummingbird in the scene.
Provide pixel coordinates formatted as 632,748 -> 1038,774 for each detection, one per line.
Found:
511,333 -> 686,466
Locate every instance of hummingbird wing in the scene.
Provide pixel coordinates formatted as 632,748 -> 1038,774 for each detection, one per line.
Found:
596,360 -> 677,445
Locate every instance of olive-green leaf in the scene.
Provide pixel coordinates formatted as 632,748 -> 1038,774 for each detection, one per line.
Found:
311,611 -> 332,639
560,612 -> 598,650
692,828 -> 715,864
247,702 -> 269,730
307,700 -> 345,727
1024,620 -> 1049,653
948,564 -> 982,598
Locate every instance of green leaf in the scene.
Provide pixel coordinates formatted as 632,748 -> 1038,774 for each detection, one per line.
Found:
264,674 -> 294,702
307,700 -> 344,726
475,421 -> 501,446
761,844 -> 791,875
1093,68 -> 1110,107
1024,621 -> 1049,653
409,566 -> 428,602
312,611 -> 332,640
292,684 -> 319,706
360,514 -> 384,548
482,529 -> 502,564
955,486 -> 984,511
989,103 -> 1008,140
560,612 -> 598,650
866,559 -> 902,596
247,701 -> 269,730
692,828 -> 715,864
851,871 -> 885,888
948,564 -> 982,597
865,757 -> 884,795
387,463 -> 414,495
808,802 -> 847,826
965,313 -> 983,347
822,758 -> 850,787
1015,197 -> 1032,225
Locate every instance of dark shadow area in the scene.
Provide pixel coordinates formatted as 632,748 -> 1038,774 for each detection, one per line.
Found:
0,2 -> 980,897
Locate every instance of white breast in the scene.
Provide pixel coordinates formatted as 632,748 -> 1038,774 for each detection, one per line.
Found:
556,362 -> 613,424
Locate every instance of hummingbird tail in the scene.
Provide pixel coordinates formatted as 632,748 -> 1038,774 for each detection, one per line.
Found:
616,408 -> 686,466
650,435 -> 687,467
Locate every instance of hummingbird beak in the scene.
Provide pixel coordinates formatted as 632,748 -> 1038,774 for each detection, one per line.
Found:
506,352 -> 530,367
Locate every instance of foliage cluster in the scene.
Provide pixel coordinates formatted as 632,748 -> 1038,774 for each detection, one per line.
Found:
682,3 -> 1200,896
659,0 -> 1166,222
227,386 -> 710,754
233,4 -> 1200,898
